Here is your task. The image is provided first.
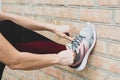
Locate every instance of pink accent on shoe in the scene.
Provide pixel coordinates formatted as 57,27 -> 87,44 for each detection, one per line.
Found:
71,40 -> 89,66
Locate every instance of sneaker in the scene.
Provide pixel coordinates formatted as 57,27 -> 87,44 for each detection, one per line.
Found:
66,22 -> 96,71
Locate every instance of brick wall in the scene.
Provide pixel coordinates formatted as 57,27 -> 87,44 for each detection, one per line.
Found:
0,0 -> 1,11
1,0 -> 120,80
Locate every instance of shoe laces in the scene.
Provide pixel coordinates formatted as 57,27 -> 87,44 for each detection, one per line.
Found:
72,35 -> 85,51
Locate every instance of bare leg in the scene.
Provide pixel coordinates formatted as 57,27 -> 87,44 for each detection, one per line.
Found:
0,20 -> 67,53
0,20 -> 73,79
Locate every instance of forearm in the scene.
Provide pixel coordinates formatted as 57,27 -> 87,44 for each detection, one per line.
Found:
0,12 -> 56,32
0,33 -> 59,70
11,52 -> 59,70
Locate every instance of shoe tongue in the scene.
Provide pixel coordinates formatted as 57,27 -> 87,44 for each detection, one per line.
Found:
72,35 -> 85,50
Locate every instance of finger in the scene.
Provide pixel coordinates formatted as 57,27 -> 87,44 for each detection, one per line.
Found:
69,24 -> 74,37
64,35 -> 74,41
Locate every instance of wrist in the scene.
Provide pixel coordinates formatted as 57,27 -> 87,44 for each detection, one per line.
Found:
0,12 -> 13,21
48,24 -> 57,33
51,54 -> 60,65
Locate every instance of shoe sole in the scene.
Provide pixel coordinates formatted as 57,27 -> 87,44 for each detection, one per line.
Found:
76,22 -> 97,71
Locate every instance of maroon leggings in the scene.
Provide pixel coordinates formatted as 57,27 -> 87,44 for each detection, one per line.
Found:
0,20 -> 66,79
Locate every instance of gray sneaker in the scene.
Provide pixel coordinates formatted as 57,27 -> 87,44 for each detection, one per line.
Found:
66,22 -> 96,71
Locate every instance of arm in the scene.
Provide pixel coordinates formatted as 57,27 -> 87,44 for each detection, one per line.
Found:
0,12 -> 56,32
0,12 -> 73,41
0,33 -> 74,70
0,33 -> 58,70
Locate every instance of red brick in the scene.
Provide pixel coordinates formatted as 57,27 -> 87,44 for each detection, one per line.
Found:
2,0 -> 40,4
34,6 -> 53,16
96,25 -> 120,41
2,0 -> 94,5
79,68 -> 107,80
107,76 -> 120,80
90,55 -> 120,74
115,10 -> 120,23
1,0 -> 17,3
44,0 -> 67,5
34,6 -> 78,19
96,0 -> 120,6
94,40 -> 107,54
80,9 -> 112,23
55,7 -> 78,19
110,43 -> 120,58
64,72 -> 84,80
67,0 -> 94,6
18,0 -> 31,4
2,0 -> 94,6
90,55 -> 104,68
21,0 -> 67,5
42,66 -> 64,80
109,62 -> 120,74
36,70 -> 57,80
55,65 -> 77,73
18,0 -> 44,4
69,22 -> 84,34
2,4 -> 14,13
2,4 -> 34,15
16,6 -> 34,15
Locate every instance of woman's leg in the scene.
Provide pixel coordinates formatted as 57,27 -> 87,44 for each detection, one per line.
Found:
0,20 -> 66,53
0,20 -> 66,79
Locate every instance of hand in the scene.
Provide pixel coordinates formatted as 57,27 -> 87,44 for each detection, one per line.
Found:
54,25 -> 74,41
57,50 -> 74,66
